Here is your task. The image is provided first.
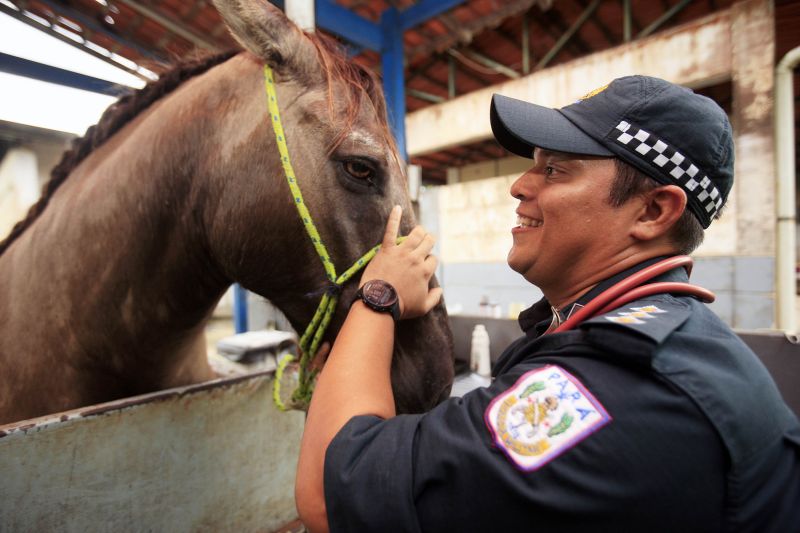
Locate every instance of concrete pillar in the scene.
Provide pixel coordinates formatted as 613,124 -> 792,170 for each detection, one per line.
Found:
285,0 -> 315,32
730,0 -> 776,257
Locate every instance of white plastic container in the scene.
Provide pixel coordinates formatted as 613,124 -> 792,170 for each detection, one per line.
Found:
470,324 -> 491,377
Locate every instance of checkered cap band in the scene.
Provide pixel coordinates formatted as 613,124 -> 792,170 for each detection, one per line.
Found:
613,121 -> 723,220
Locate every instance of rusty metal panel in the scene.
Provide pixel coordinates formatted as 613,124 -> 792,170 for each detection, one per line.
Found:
0,371 -> 304,532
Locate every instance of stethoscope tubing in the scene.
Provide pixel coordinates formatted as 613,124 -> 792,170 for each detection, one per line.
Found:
553,256 -> 715,333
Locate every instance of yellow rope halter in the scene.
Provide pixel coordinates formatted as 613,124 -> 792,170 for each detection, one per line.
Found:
263,64 -> 400,411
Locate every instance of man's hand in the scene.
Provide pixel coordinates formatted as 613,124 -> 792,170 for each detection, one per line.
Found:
360,205 -> 443,319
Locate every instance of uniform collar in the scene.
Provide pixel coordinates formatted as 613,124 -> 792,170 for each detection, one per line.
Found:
517,255 -> 681,339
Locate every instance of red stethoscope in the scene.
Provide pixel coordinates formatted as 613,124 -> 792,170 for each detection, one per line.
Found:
552,255 -> 715,333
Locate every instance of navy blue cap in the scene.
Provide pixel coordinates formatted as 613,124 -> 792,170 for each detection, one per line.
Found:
490,76 -> 734,228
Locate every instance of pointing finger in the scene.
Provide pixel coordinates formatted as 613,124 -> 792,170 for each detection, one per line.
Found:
382,205 -> 402,248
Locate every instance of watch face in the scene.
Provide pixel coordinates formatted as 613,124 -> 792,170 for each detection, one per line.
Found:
362,280 -> 398,308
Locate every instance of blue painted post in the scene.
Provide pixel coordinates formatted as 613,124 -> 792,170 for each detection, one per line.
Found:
315,0 -> 382,51
233,284 -> 248,333
380,7 -> 407,161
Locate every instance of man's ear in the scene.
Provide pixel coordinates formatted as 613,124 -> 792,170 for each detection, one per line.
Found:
631,185 -> 687,241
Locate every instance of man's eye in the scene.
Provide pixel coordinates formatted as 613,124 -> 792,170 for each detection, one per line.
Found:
544,165 -> 555,176
344,160 -> 374,180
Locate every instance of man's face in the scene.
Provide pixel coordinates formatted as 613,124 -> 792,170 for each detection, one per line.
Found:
507,149 -> 639,298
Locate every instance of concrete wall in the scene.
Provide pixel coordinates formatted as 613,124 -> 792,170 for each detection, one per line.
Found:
410,0 -> 782,330
0,139 -> 68,240
449,155 -> 530,184
422,173 -> 777,329
0,148 -> 39,237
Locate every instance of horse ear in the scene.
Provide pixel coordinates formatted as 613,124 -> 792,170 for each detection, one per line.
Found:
212,0 -> 319,76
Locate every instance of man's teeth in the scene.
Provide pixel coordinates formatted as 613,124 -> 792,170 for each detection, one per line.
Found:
517,215 -> 543,228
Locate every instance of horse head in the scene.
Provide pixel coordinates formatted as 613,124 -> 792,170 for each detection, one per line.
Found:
206,0 -> 454,413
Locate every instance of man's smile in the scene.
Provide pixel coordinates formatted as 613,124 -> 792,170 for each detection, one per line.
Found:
515,214 -> 543,228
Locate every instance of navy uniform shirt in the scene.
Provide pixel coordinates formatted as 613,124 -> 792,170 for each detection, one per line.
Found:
324,258 -> 800,532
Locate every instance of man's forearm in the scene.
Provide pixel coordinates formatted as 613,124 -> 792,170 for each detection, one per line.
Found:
295,301 -> 396,532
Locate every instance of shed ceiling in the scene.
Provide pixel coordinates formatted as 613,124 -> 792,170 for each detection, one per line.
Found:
1,0 -> 797,183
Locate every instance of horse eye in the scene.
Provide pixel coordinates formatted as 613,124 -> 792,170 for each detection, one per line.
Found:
343,160 -> 374,180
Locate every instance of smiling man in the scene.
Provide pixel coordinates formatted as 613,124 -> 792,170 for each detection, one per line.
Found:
295,76 -> 800,532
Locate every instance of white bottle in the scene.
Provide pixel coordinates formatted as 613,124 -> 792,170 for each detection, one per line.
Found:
470,324 -> 491,377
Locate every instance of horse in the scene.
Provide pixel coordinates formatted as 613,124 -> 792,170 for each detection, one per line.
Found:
0,0 -> 454,426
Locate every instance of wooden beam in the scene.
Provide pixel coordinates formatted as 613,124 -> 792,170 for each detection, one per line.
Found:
487,26 -> 523,50
408,88 -> 446,103
574,0 -> 618,45
458,48 -> 520,79
638,0 -> 693,38
536,0 -> 601,70
536,7 -> 591,55
114,0 -> 219,50
522,11 -> 531,74
447,50 -> 497,85
623,0 -> 632,41
405,0 -> 539,64
407,56 -> 442,84
448,54 -> 456,98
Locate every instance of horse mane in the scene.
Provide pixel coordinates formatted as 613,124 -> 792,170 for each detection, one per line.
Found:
0,31 -> 396,258
306,32 -> 398,159
0,50 -> 238,256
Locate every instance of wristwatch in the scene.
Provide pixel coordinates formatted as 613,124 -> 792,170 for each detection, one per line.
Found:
352,279 -> 401,321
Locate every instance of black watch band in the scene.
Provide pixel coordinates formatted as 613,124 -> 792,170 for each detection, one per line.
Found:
352,279 -> 401,321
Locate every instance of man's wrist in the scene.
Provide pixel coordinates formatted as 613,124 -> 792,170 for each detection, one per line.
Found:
350,299 -> 396,322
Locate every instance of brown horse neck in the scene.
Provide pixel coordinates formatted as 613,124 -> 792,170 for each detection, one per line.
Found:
0,66 -> 254,385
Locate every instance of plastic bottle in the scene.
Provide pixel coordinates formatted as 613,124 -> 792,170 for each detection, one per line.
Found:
470,324 -> 491,377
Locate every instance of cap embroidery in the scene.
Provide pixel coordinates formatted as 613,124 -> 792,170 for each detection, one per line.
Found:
578,83 -> 610,102
613,121 -> 723,221
484,365 -> 611,471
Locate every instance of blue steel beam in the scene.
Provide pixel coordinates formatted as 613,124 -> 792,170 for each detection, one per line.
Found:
233,284 -> 249,333
315,0 -> 382,52
271,2 -> 466,161
380,7 -> 406,160
32,0 -> 164,62
0,52 -> 131,96
399,0 -> 468,31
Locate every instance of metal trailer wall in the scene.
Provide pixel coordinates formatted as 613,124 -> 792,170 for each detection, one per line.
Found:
0,372 -> 305,532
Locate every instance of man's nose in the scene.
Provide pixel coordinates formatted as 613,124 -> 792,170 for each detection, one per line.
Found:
510,169 -> 536,201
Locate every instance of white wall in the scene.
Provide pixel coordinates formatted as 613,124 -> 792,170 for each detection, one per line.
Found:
0,136 -> 70,240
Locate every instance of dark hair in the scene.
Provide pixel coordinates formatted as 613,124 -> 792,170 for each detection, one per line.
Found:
610,159 -> 705,255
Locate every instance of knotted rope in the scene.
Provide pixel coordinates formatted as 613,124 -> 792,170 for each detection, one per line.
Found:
263,64 -> 400,411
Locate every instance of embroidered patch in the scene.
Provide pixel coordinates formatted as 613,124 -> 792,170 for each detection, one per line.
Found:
484,365 -> 611,471
605,305 -> 667,325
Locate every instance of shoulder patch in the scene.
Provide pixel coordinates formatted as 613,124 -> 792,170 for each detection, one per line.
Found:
484,365 -> 611,472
